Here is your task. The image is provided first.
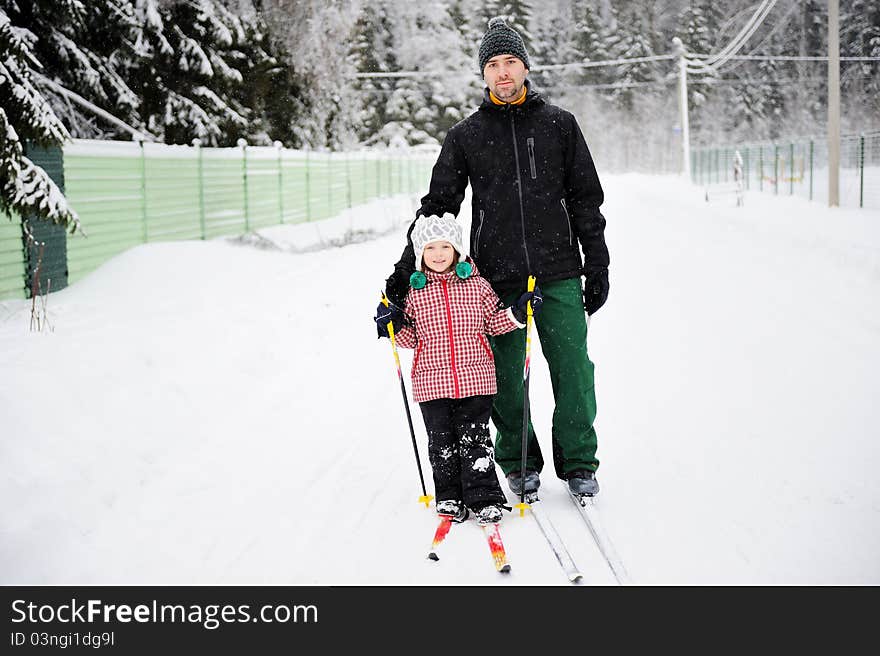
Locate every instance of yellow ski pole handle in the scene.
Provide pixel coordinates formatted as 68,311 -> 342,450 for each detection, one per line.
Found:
381,293 -> 402,373
523,275 -> 536,381
526,274 -> 536,317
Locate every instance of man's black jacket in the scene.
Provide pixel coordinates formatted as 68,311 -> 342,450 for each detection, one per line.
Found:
385,81 -> 609,307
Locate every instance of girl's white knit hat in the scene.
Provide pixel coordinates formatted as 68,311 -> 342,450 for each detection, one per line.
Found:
411,213 -> 467,268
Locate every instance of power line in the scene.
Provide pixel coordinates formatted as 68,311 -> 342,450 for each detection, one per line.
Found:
532,54 -> 677,72
351,54 -> 880,80
688,55 -> 880,62
702,0 -> 778,68
719,0 -> 800,75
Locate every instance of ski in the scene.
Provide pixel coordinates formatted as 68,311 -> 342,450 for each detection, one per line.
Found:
566,487 -> 631,585
481,522 -> 511,573
427,515 -> 454,561
526,494 -> 583,583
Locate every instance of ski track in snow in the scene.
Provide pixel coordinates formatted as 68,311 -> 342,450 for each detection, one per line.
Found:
1,176 -> 878,585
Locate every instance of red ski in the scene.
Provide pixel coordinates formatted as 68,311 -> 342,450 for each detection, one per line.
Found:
427,515 -> 454,561
481,522 -> 511,573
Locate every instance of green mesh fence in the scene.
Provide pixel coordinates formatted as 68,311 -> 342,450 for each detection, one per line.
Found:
692,132 -> 880,210
0,139 -> 436,299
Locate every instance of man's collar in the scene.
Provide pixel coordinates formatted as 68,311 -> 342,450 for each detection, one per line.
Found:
481,78 -> 540,110
488,85 -> 527,106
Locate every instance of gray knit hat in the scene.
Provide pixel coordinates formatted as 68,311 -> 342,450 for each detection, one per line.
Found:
411,214 -> 467,269
478,17 -> 531,74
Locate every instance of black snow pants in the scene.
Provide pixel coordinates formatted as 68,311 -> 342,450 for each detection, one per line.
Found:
418,395 -> 507,509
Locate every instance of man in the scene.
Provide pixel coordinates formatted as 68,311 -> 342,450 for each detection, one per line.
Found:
376,17 -> 609,498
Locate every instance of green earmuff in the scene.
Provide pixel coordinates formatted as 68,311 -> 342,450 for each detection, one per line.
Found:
455,261 -> 473,279
409,271 -> 427,289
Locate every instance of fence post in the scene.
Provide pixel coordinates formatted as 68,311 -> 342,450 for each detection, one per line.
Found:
193,138 -> 206,239
744,148 -> 750,190
361,150 -> 366,205
773,144 -> 779,195
809,139 -> 814,201
138,139 -> 148,243
327,151 -> 332,216
275,141 -> 284,224
345,151 -> 352,209
305,148 -> 311,222
759,146 -> 764,192
860,133 -> 865,208
238,138 -> 249,232
789,142 -> 794,195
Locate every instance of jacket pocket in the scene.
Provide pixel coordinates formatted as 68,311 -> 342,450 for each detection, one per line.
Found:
477,334 -> 494,361
412,341 -> 425,372
560,198 -> 573,246
473,209 -> 485,258
526,137 -> 537,179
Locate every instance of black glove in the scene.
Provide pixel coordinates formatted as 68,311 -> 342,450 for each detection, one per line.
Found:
583,268 -> 609,316
374,301 -> 406,339
511,285 -> 543,324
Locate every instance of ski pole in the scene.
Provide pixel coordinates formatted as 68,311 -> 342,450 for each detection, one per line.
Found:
515,275 -> 537,517
380,292 -> 433,508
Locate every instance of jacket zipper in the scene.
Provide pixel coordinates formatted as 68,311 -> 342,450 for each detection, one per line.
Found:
440,279 -> 460,398
509,110 -> 532,273
473,209 -> 484,258
526,137 -> 537,179
560,198 -> 573,246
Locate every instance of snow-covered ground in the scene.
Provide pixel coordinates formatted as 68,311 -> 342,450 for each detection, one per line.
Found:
1,175 -> 878,585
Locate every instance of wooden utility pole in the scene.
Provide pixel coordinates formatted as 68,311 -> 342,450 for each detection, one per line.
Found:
828,0 -> 840,207
672,37 -> 690,180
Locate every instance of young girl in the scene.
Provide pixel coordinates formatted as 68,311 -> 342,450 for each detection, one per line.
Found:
378,214 -> 541,525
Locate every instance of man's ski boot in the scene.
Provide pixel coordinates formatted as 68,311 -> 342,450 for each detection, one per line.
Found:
566,470 -> 599,497
436,499 -> 469,523
506,470 -> 540,496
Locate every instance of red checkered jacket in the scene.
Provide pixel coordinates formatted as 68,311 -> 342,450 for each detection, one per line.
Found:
394,263 -> 523,403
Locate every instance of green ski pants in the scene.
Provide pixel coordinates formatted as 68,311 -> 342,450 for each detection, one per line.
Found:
490,277 -> 599,479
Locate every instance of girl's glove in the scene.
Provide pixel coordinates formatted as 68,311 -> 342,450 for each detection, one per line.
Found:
511,286 -> 543,324
374,301 -> 406,339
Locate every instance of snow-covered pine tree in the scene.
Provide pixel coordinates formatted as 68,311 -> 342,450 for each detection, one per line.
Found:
676,0 -> 725,132
786,0 -> 826,137
121,0 -> 253,146
474,0 -> 535,47
448,0 -> 483,72
842,0 -> 880,130
259,0 -> 360,150
1,0 -> 141,140
526,1 -> 571,95
220,0 -> 303,146
0,7 -> 80,232
607,6 -> 659,112
721,17 -> 787,142
569,0 -> 612,87
379,1 -> 478,147
349,0 -> 399,144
